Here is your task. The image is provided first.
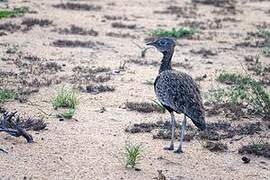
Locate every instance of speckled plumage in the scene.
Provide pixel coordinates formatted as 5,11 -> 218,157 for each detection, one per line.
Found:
154,70 -> 206,130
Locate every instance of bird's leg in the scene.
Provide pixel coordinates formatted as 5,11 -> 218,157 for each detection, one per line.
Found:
164,112 -> 176,151
174,114 -> 187,153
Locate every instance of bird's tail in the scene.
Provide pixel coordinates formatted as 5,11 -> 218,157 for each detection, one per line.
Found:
185,108 -> 206,131
191,117 -> 206,131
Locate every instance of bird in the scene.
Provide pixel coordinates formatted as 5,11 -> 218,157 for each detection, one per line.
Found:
146,37 -> 206,153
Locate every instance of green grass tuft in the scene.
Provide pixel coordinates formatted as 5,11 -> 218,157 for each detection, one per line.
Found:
0,7 -> 28,19
52,87 -> 78,110
210,72 -> 270,115
149,27 -> 196,38
57,108 -> 75,119
0,89 -> 16,103
143,79 -> 154,86
124,143 -> 143,168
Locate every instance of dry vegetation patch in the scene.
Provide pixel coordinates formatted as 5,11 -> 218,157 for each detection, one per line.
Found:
239,141 -> 270,159
52,40 -> 102,48
53,3 -> 102,11
0,53 -> 66,101
192,0 -> 236,7
126,120 -> 264,146
103,15 -> 127,21
0,22 -> 21,34
21,18 -> 53,31
125,102 -> 165,113
190,48 -> 218,57
56,25 -> 98,36
106,32 -> 137,39
111,22 -> 136,29
71,66 -> 112,84
82,84 -> 115,94
202,141 -> 228,152
153,5 -> 199,18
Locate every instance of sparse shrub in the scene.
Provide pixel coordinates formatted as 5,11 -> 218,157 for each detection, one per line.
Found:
124,143 -> 143,168
52,87 -> 78,109
239,140 -> 270,159
125,102 -> 165,113
208,72 -> 270,115
0,89 -> 16,102
149,27 -> 196,39
202,141 -> 228,152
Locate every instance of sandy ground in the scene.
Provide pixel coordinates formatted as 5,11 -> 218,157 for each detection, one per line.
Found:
0,0 -> 270,179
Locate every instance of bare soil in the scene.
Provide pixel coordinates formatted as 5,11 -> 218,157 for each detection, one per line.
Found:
0,0 -> 270,180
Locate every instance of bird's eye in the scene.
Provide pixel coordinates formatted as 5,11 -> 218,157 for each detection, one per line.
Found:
159,40 -> 167,46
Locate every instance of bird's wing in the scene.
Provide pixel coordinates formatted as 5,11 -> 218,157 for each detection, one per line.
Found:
155,71 -> 206,130
155,71 -> 188,113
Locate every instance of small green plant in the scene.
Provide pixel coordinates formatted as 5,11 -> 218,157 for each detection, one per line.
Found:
257,28 -> 270,57
209,72 -> 270,115
206,88 -> 226,103
250,140 -> 267,151
52,87 -> 78,109
0,7 -> 28,19
119,61 -> 126,71
143,79 -> 154,85
152,99 -> 166,113
258,28 -> 270,40
253,55 -> 264,75
57,108 -> 75,119
124,143 -> 143,168
149,27 -> 196,39
0,89 -> 16,102
262,47 -> 270,57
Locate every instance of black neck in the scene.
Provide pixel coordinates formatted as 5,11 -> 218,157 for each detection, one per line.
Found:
159,49 -> 174,74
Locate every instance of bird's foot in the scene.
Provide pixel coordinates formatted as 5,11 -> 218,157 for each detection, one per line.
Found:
174,148 -> 183,154
163,144 -> 174,151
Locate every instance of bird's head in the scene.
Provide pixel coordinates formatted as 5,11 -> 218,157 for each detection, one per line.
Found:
146,37 -> 176,54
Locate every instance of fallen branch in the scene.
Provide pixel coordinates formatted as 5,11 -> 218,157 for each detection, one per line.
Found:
0,148 -> 8,154
0,112 -> 33,143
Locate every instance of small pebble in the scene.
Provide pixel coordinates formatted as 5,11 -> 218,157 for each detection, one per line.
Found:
242,156 -> 250,164
135,168 -> 141,171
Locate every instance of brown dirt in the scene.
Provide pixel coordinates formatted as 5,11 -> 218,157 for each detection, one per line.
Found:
0,0 -> 270,179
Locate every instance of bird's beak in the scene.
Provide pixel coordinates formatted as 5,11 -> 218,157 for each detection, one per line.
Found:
146,41 -> 157,46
